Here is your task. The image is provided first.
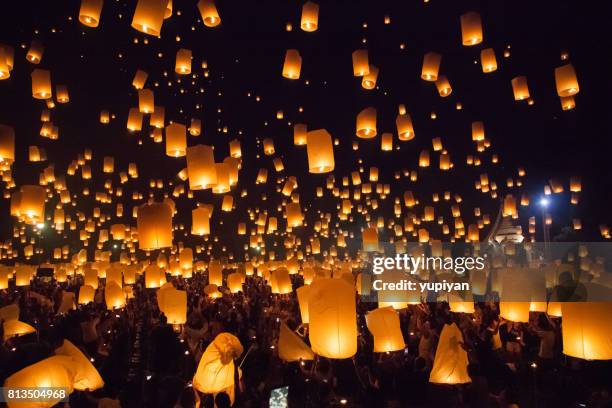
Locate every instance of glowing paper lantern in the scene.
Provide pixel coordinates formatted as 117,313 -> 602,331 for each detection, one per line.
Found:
193,333 -> 243,404
16,185 -> 46,224
55,339 -> 104,391
26,40 -> 44,64
212,162 -> 230,194
0,124 -> 15,165
138,89 -> 154,113
511,76 -> 530,100
175,48 -> 192,75
3,356 -> 76,407
480,48 -> 497,73
306,129 -> 334,173
554,63 -> 579,97
435,75 -> 452,97
208,260 -> 223,286
561,302 -> 612,360
356,107 -> 377,138
187,144 -> 217,190
227,272 -> 243,293
270,268 -> 292,294
499,301 -> 530,323
192,206 -> 212,235
3,320 -> 36,340
105,281 -> 125,309
31,69 -> 52,99
162,289 -> 187,324
78,285 -> 95,304
421,52 -> 441,81
198,0 -> 221,27
366,307 -> 405,352
460,11 -> 483,46
137,202 -> 173,250
282,49 -> 302,79
79,0 -> 103,27
308,278 -> 357,359
166,123 -> 187,157
286,202 -> 303,227
296,285 -> 310,323
429,323 -> 471,384
278,322 -> 315,362
396,113 -> 415,141
362,65 -> 379,89
131,0 -> 167,36
352,49 -> 370,76
300,1 -> 319,32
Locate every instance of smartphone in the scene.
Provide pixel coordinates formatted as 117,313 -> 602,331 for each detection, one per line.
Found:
269,386 -> 289,408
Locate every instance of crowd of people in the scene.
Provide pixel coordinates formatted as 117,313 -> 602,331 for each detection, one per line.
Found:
1,270 -> 612,407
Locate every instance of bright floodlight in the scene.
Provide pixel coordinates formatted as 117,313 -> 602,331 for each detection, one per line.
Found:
539,198 -> 549,207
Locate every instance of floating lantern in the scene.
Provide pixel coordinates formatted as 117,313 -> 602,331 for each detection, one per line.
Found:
511,76 -> 530,100
175,48 -> 192,75
352,49 -> 370,76
480,48 -> 497,72
31,69 -> 52,99
421,52 -> 441,81
366,307 -> 405,352
187,144 -> 217,190
356,107 -> 376,138
55,339 -> 104,391
137,202 -> 173,250
282,49 -> 302,79
300,1 -> 319,32
79,0 -> 104,27
166,123 -> 187,157
362,65 -> 379,89
429,323 -> 471,384
460,11 -> 483,46
131,0 -> 167,36
309,278 -> 357,359
306,129 -> 334,173
554,63 -> 579,97
561,302 -> 612,360
278,323 -> 315,362
198,0 -> 221,27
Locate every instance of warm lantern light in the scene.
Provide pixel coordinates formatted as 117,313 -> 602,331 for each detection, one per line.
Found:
362,226 -> 379,252
193,333 -> 243,404
286,202 -> 303,227
429,323 -> 471,384
362,65 -> 379,89
460,11 -> 483,46
0,124 -> 15,166
4,356 -> 76,403
55,339 -> 104,391
561,302 -> 612,360
131,0 -> 167,36
166,123 -> 187,157
366,307 -> 405,352
300,1 -> 319,32
356,107 -> 377,138
278,322 -> 315,362
309,278 -> 357,359
186,145 -> 217,190
79,0 -> 104,27
105,280 -> 126,309
396,113 -> 415,141
480,48 -> 497,72
511,76 -> 530,100
137,202 -> 173,250
198,0 -> 221,27
282,49 -> 302,79
306,129 -> 334,173
555,63 -> 579,97
421,52 -> 441,81
435,75 -> 452,97
352,49 -> 370,77
31,69 -> 52,99
499,301 -> 530,323
175,48 -> 192,75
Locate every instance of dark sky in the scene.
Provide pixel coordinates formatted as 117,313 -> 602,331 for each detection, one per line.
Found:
1,0 -> 611,262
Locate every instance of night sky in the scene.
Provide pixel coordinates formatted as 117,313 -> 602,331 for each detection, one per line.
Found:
1,0 -> 611,262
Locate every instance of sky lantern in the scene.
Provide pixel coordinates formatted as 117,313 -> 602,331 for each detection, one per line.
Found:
161,289 -> 187,324
175,48 -> 192,75
212,162 -> 231,193
460,11 -> 483,46
78,284 -> 95,304
562,302 -> 612,360
286,202 -> 303,227
26,39 -> 44,64
300,1 -> 319,32
471,121 -> 485,141
193,333 -> 243,404
362,226 -> 379,251
31,69 -> 52,99
132,69 -> 148,89
55,339 -> 104,391
131,0 -> 167,36
271,268 -> 292,294
396,113 -> 415,141
138,89 -> 154,113
511,76 -> 530,100
308,278 -> 357,359
3,319 -> 36,341
296,285 -> 310,323
208,260 -> 223,286
555,63 -> 579,97
356,107 -> 376,138
0,47 -> 10,80
352,49 -> 370,76
227,272 -> 243,293
362,65 -> 379,89
306,129 -> 334,173
229,139 -> 242,157
480,48 -> 497,73
366,307 -> 405,352
3,356 -> 76,405
429,323 -> 471,384
198,0 -> 221,27
278,322 -> 315,362
187,144 -> 217,190
137,202 -> 173,250
165,123 -> 187,157
0,124 -> 15,166
435,75 -> 452,97
421,52 -> 441,81
127,108 -> 143,132
189,118 -> 201,136
499,301 -> 530,323
145,264 -> 164,288
282,49 -> 302,79
16,185 -> 46,225
294,123 -> 307,146
79,0 -> 104,27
